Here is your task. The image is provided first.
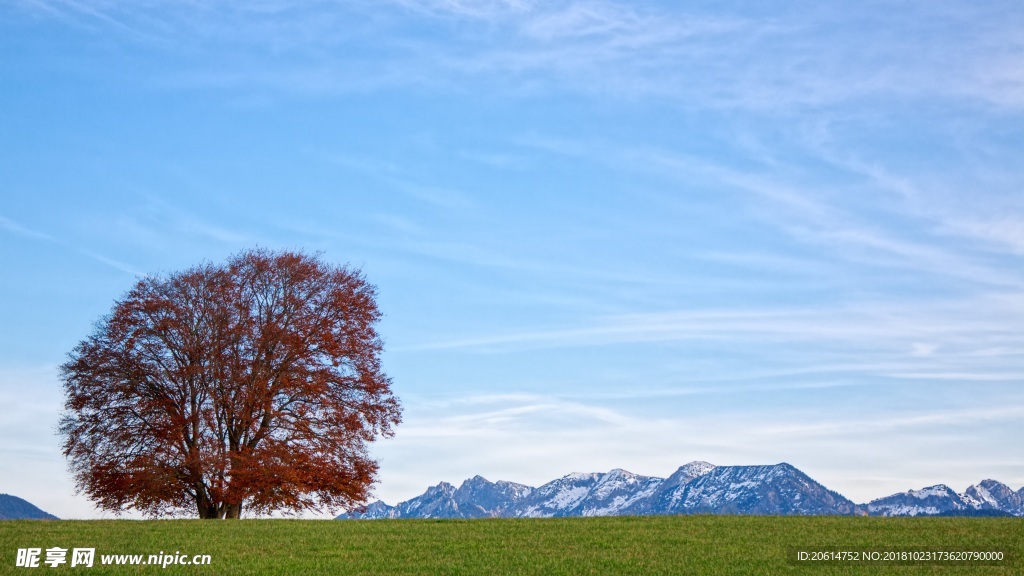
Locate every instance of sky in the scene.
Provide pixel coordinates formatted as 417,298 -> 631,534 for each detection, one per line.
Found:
1,0 -> 1023,520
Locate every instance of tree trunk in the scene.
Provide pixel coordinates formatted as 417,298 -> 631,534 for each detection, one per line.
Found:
195,495 -> 219,519
224,503 -> 242,519
211,501 -> 242,519
195,485 -> 222,519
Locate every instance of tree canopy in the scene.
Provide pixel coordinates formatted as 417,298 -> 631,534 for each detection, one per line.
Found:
60,249 -> 401,519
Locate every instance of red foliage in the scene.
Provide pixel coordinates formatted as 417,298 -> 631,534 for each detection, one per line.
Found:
60,249 -> 402,519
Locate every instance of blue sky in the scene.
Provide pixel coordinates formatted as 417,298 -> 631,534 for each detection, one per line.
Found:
1,0 -> 1023,519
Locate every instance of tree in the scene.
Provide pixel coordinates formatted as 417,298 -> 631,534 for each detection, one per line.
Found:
59,249 -> 402,519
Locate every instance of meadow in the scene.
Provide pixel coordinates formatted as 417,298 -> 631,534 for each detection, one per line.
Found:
1,516 -> 1020,575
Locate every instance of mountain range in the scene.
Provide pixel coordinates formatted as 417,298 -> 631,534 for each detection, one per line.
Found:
337,462 -> 1024,519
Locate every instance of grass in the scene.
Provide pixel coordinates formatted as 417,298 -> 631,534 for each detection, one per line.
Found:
0,516 -> 1021,575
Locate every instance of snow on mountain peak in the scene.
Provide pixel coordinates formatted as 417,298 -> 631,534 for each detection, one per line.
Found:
909,485 -> 954,499
563,472 -> 599,481
681,461 -> 716,475
337,465 -> 1024,520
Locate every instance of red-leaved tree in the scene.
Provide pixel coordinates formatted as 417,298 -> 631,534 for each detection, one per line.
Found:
60,249 -> 402,519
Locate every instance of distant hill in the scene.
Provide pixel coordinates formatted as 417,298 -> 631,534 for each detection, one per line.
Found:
0,494 -> 59,520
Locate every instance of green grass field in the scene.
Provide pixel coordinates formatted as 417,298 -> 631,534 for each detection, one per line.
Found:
1,516 -> 1020,575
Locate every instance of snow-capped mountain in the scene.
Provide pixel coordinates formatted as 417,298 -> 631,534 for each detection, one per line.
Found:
338,464 -> 1024,519
393,481 -> 460,518
864,481 -> 966,512
339,461 -> 838,518
514,468 -> 663,518
337,476 -> 534,519
510,471 -> 599,518
962,480 -> 1023,515
663,463 -> 858,515
455,476 -> 533,518
868,480 -> 1024,517
623,461 -> 716,515
867,484 -> 971,517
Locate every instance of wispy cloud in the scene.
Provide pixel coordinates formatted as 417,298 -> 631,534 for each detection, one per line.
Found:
1,213 -> 145,276
530,141 -> 1021,295
17,1 -> 1022,110
318,150 -> 480,213
386,0 -> 533,20
77,249 -> 146,276
402,295 -> 1024,354
940,217 -> 1024,256
128,194 -> 254,247
798,140 -> 1024,260
0,214 -> 55,241
757,405 -> 1024,438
